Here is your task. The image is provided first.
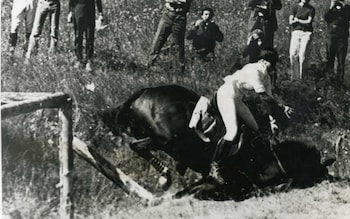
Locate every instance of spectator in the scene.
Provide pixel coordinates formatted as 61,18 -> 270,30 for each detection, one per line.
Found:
289,0 -> 315,80
8,0 -> 37,57
25,0 -> 61,60
186,7 -> 223,62
68,0 -> 103,72
324,0 -> 350,87
147,0 -> 192,73
243,29 -> 264,63
247,0 -> 282,49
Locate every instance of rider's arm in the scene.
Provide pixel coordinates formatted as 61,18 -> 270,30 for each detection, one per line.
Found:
259,92 -> 294,119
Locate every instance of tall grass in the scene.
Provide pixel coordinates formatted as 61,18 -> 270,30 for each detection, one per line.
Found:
1,0 -> 350,217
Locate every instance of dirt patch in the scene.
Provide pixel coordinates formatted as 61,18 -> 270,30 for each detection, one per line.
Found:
114,181 -> 350,219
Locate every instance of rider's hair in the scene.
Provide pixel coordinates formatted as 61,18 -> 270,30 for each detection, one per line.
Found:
260,48 -> 278,68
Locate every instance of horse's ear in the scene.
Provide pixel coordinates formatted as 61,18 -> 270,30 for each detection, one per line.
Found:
321,156 -> 336,167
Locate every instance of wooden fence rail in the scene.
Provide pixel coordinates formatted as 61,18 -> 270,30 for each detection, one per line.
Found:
1,92 -> 154,218
1,92 -> 73,219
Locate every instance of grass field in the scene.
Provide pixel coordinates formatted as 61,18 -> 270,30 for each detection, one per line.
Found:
1,0 -> 350,218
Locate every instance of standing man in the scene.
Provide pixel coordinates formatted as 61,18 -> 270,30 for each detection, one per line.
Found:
9,0 -> 37,57
186,7 -> 224,62
324,0 -> 350,87
68,0 -> 103,72
148,0 -> 192,73
247,0 -> 282,49
289,0 -> 315,80
26,0 -> 61,60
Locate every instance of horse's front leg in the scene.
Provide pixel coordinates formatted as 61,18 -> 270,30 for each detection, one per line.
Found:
130,137 -> 172,190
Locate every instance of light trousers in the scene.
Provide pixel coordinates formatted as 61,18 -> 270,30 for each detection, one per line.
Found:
216,83 -> 258,141
26,0 -> 60,58
289,30 -> 312,80
10,0 -> 37,34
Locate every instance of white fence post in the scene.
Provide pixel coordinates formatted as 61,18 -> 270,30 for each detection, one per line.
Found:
59,98 -> 74,219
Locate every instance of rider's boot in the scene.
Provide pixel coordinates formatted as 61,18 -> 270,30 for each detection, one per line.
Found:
209,161 -> 225,185
209,139 -> 237,185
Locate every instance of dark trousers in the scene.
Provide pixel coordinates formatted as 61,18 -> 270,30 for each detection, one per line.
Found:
326,35 -> 348,85
73,5 -> 95,61
262,25 -> 275,49
151,10 -> 186,65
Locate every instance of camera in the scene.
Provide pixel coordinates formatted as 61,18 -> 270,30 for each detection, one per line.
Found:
333,0 -> 343,9
256,5 -> 268,19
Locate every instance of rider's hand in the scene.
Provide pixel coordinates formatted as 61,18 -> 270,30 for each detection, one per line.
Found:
269,115 -> 279,135
283,105 -> 294,119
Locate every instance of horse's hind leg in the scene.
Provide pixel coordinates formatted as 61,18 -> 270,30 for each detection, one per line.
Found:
130,137 -> 172,190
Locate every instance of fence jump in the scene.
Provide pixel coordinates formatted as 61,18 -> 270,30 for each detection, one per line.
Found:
1,92 -> 153,219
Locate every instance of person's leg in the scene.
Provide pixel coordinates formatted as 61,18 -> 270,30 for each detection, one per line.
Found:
24,0 -> 37,53
26,0 -> 49,59
217,84 -> 238,142
9,0 -> 26,52
49,1 -> 60,54
336,37 -> 348,86
73,9 -> 84,67
326,35 -> 336,79
209,83 -> 239,184
299,31 -> 312,79
172,14 -> 187,72
148,11 -> 173,67
289,31 -> 301,80
263,26 -> 274,49
235,98 -> 258,132
85,19 -> 95,71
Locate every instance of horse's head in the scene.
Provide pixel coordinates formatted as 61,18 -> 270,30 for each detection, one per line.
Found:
99,105 -> 128,136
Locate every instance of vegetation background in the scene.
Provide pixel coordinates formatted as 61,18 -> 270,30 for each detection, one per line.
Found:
1,0 -> 350,218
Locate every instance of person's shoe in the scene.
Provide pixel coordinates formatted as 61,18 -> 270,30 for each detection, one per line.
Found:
209,162 -> 225,185
73,61 -> 82,69
180,63 -> 185,74
85,61 -> 93,72
147,54 -> 158,69
9,46 -> 15,56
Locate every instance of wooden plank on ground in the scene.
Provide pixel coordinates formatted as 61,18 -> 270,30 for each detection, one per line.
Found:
72,137 -> 155,201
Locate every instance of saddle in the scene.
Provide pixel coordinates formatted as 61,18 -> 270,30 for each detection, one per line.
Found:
188,96 -> 217,142
189,95 -> 244,146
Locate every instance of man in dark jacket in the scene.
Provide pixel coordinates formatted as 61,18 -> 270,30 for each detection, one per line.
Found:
148,0 -> 192,73
324,0 -> 350,86
68,0 -> 103,72
186,7 -> 224,62
248,0 -> 282,49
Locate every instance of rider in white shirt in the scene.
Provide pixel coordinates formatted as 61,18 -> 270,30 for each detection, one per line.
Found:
209,49 -> 293,185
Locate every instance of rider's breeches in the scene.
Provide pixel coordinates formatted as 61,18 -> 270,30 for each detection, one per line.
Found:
217,83 -> 258,141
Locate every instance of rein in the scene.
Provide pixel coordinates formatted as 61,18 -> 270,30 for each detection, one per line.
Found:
269,137 -> 287,176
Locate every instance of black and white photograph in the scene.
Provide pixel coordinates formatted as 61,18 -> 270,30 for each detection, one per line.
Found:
1,0 -> 350,218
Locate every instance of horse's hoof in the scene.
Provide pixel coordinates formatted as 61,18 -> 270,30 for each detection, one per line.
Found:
158,170 -> 172,190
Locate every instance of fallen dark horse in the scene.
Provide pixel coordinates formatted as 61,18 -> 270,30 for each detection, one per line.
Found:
101,85 -> 335,200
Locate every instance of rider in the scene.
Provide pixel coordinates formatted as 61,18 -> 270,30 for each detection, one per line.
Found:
209,49 -> 293,185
